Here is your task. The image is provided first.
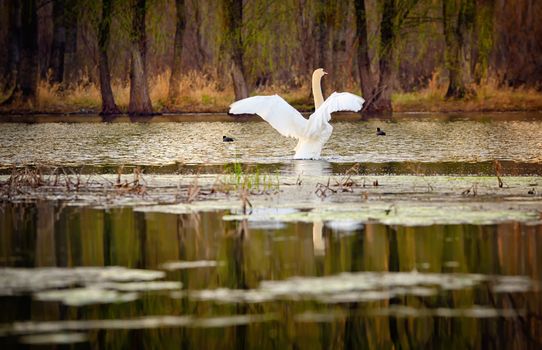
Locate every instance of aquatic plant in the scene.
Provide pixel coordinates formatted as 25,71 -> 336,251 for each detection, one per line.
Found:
220,162 -> 280,194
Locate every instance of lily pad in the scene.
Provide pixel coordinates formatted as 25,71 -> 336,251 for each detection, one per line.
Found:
35,288 -> 138,306
187,271 -> 534,304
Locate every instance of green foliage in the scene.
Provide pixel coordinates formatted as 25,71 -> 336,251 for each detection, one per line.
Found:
473,2 -> 494,82
223,161 -> 279,193
3,0 -> 541,112
242,0 -> 299,83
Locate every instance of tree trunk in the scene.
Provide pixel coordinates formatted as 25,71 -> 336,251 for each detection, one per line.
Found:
371,0 -> 396,114
168,0 -> 186,103
353,0 -> 378,113
18,0 -> 39,105
128,0 -> 153,115
491,0 -> 541,88
49,0 -> 66,84
63,0 -> 78,86
224,0 -> 248,100
443,0 -> 467,99
98,0 -> 120,115
2,0 -> 39,107
315,0 -> 331,98
316,0 -> 328,70
295,0 -> 314,79
2,0 -> 21,96
327,1 -> 350,90
192,0 -> 207,70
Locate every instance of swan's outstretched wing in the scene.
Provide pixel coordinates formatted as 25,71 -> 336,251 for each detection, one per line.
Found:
319,92 -> 365,117
304,92 -> 365,139
229,95 -> 307,139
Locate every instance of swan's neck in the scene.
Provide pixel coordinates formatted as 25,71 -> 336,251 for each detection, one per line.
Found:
312,74 -> 324,109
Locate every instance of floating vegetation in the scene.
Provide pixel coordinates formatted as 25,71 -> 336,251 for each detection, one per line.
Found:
187,271 -> 535,304
2,170 -> 539,227
0,267 -> 166,296
371,305 -> 523,319
1,170 -> 540,210
35,287 -> 138,306
294,305 -> 525,323
223,202 -> 541,226
0,267 -> 182,306
325,220 -> 365,232
134,200 -> 241,214
191,314 -> 276,328
0,316 -> 193,336
161,260 -> 221,270
19,332 -> 88,345
0,314 -> 276,337
491,276 -> 534,293
94,281 -> 183,292
294,311 -> 346,323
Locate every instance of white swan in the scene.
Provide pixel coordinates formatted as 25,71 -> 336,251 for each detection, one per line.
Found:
228,68 -> 365,159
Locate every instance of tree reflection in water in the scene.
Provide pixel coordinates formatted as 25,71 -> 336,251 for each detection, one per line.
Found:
0,201 -> 541,349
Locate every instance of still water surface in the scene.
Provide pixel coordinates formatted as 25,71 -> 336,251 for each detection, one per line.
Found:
1,203 -> 541,348
0,115 -> 541,348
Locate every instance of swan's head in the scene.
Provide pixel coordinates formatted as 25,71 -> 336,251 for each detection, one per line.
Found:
312,68 -> 327,80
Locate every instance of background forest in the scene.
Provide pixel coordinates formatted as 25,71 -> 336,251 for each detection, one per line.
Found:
0,0 -> 541,115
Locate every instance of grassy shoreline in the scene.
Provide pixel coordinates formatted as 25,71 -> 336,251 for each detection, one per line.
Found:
1,73 -> 542,115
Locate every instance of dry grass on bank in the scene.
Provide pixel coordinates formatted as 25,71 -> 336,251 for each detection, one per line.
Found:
154,70 -> 234,112
36,70 -> 236,113
393,74 -> 542,112
33,70 -> 316,113
2,70 -> 542,113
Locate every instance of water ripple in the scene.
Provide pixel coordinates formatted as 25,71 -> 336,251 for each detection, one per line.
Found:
1,120 -> 541,166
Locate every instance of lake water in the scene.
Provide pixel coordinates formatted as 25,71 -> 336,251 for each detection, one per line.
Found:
1,114 -> 541,167
0,114 -> 541,348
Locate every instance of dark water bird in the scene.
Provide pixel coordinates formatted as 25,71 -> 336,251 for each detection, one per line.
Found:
376,127 -> 386,136
223,135 -> 235,142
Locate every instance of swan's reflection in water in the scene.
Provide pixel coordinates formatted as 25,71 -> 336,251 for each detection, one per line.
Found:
312,221 -> 325,256
312,220 -> 365,256
287,159 -> 333,177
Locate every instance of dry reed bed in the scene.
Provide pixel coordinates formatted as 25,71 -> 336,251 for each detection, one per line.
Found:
2,165 -> 540,228
0,165 -> 281,207
3,70 -> 541,113
393,73 -> 542,112
35,70 -> 314,113
1,163 -> 539,205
